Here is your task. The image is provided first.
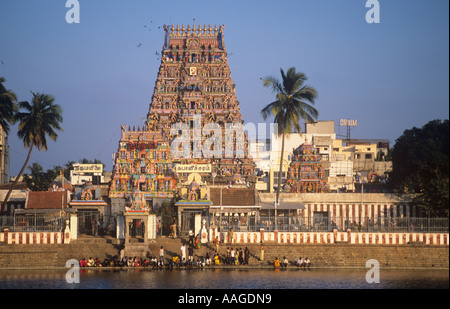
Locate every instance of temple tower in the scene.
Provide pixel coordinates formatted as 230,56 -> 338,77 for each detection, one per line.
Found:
285,143 -> 329,193
109,24 -> 255,237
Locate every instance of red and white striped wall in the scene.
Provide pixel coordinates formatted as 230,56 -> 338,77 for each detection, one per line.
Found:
208,228 -> 449,246
0,230 -> 71,245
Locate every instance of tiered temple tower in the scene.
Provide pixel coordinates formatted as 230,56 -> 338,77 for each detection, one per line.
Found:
109,24 -> 255,213
285,143 -> 329,193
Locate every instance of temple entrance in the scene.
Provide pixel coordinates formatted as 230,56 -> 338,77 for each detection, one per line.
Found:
129,219 -> 145,239
124,214 -> 149,244
77,210 -> 101,236
179,209 -> 209,236
181,210 -> 198,234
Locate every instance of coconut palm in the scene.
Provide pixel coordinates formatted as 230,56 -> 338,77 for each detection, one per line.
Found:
261,67 -> 318,227
2,92 -> 63,207
0,77 -> 18,135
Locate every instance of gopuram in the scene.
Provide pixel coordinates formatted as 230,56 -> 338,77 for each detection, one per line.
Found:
284,143 -> 329,193
109,24 -> 256,241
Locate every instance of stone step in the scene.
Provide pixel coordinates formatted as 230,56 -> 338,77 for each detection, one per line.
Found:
1,236 -> 448,268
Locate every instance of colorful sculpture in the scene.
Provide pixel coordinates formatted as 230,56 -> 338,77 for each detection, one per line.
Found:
109,24 -> 255,209
285,143 -> 329,193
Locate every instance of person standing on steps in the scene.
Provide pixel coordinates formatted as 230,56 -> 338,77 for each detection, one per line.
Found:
188,229 -> 194,246
228,227 -> 233,244
259,241 -> 265,261
172,217 -> 177,238
214,236 -> 219,253
244,247 -> 250,265
159,246 -> 165,265
180,243 -> 187,263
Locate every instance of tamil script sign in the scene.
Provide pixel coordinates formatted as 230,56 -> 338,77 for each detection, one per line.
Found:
73,164 -> 103,174
175,164 -> 211,173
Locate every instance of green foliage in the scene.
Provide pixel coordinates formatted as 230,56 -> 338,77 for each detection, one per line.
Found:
390,119 -> 449,216
3,91 -> 64,206
261,67 -> 319,206
0,77 -> 18,134
23,162 -> 59,191
16,91 -> 63,151
154,201 -> 176,236
261,67 -> 318,135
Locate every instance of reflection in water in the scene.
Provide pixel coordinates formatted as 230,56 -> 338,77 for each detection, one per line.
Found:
0,268 -> 448,289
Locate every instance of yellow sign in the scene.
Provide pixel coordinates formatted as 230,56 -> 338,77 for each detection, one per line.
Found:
189,67 -> 197,76
175,164 -> 211,173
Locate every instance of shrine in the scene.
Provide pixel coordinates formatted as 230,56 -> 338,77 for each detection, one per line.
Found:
109,24 -> 256,240
284,143 -> 329,193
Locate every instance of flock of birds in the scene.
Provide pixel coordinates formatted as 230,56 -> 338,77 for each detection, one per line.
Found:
136,20 -> 163,60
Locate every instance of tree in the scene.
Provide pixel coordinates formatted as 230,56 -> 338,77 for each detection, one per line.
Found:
155,201 -> 176,236
2,92 -> 63,207
389,119 -> 449,216
23,162 -> 59,191
0,77 -> 18,135
261,67 -> 318,224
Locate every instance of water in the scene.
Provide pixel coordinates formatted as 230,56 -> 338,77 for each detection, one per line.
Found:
0,268 -> 448,289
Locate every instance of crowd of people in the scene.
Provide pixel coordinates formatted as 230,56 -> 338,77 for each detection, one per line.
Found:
79,256 -> 152,268
78,235 -> 312,270
272,256 -> 311,268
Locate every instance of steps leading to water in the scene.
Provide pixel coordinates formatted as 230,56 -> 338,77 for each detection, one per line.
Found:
0,236 -> 448,269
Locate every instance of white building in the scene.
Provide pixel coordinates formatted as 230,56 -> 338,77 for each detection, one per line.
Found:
249,120 -> 391,193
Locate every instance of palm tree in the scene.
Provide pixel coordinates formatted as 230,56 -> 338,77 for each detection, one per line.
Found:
0,77 -> 18,135
2,92 -> 63,207
261,67 -> 318,228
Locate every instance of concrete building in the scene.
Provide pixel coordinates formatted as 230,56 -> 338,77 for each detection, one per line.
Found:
0,126 -> 10,185
249,120 -> 392,193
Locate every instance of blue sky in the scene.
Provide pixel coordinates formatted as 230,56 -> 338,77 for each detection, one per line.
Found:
1,0 -> 448,176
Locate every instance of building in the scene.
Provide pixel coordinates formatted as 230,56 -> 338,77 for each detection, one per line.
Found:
0,126 -> 10,185
108,24 -> 257,237
0,183 -> 27,216
249,120 -> 392,193
70,163 -> 105,186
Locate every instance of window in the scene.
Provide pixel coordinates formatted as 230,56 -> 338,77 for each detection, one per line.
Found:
273,171 -> 287,186
365,154 -> 372,159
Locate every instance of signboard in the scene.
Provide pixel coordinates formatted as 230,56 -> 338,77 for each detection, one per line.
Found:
339,119 -> 358,127
175,164 -> 211,173
73,164 -> 103,174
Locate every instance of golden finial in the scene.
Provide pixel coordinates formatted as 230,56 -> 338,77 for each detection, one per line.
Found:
176,24 -> 180,35
182,24 -> 185,33
187,24 -> 191,33
214,25 -> 218,34
208,24 -> 212,34
171,24 -> 174,34
198,24 -> 202,35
